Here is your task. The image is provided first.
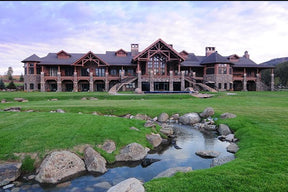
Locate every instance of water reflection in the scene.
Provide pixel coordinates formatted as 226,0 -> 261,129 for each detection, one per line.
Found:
16,124 -> 232,192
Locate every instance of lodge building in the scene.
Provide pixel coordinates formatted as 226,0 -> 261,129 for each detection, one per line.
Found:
22,38 -> 275,93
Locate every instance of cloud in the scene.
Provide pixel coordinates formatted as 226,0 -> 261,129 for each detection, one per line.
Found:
1,1 -> 288,75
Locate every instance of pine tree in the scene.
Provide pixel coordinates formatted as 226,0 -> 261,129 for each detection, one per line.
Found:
0,79 -> 5,89
6,81 -> 16,89
19,73 -> 24,82
6,67 -> 13,81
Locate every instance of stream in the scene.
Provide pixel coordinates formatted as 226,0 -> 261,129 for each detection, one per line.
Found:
4,124 -> 234,192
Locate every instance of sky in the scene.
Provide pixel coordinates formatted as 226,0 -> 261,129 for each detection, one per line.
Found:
1,1 -> 288,75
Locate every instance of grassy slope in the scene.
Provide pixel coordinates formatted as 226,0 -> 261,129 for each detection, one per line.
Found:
0,91 -> 287,191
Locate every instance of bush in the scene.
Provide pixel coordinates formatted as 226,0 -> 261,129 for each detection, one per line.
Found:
21,156 -> 35,173
6,81 -> 16,89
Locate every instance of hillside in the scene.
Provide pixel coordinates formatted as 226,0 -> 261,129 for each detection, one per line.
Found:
260,57 -> 288,66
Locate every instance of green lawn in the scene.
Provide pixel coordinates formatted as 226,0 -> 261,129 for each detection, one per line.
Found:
0,91 -> 287,191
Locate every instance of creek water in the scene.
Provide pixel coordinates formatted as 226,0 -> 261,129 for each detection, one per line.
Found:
7,124 -> 233,192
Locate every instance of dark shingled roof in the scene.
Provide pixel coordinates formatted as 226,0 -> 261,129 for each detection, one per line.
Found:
181,53 -> 203,67
231,57 -> 274,68
200,51 -> 233,65
96,51 -> 135,66
21,54 -> 41,62
38,53 -> 83,65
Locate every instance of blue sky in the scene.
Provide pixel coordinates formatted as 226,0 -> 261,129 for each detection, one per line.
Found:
1,1 -> 288,75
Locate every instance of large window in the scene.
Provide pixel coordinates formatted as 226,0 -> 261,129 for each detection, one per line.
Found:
218,64 -> 227,74
65,67 -> 73,76
147,54 -> 166,75
29,63 -> 34,74
126,69 -> 135,76
110,69 -> 118,76
96,67 -> 105,77
81,68 -> 89,76
49,67 -> 58,76
206,66 -> 214,74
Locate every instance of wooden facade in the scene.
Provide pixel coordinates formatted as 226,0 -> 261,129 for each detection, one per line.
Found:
22,38 -> 275,93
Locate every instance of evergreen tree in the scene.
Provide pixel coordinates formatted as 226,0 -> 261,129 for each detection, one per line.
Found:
6,81 -> 16,89
19,73 -> 24,82
6,67 -> 13,80
0,79 -> 5,89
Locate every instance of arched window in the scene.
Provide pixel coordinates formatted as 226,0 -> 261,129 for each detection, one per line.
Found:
147,54 -> 166,75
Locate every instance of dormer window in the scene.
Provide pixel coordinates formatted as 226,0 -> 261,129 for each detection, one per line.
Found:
180,50 -> 189,60
57,50 -> 71,59
115,49 -> 127,57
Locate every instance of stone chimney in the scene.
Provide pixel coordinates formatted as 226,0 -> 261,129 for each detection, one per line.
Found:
244,51 -> 250,59
205,47 -> 215,56
131,44 -> 139,57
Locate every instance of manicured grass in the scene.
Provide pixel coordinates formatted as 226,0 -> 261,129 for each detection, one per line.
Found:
0,91 -> 288,191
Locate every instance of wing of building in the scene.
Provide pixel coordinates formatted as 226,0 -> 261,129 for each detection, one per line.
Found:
21,38 -> 275,93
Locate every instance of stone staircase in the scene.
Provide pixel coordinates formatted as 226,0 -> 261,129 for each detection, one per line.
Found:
108,77 -> 138,94
196,83 -> 218,92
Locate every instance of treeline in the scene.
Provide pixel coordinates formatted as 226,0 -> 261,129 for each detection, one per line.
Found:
261,62 -> 288,89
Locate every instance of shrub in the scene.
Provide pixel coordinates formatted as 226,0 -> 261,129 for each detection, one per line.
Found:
6,81 -> 16,89
21,156 -> 35,173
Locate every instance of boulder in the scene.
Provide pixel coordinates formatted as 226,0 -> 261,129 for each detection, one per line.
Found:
199,107 -> 215,118
35,151 -> 86,184
153,167 -> 192,179
203,124 -> 217,131
107,177 -> 144,192
225,134 -> 235,142
211,155 -> 235,167
135,114 -> 150,121
158,113 -> 169,123
116,143 -> 148,162
97,140 -> 116,153
195,151 -> 220,158
227,143 -> 239,153
144,120 -> 156,128
1,99 -> 7,103
171,113 -> 180,120
146,133 -> 162,148
56,109 -> 65,113
0,162 -> 22,187
134,88 -> 143,94
84,146 -> 107,173
220,112 -> 237,119
160,125 -> 174,136
218,124 -> 232,136
4,107 -> 21,112
179,113 -> 201,125
14,98 -> 26,102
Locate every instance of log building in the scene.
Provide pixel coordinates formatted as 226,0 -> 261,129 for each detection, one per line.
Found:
22,38 -> 275,93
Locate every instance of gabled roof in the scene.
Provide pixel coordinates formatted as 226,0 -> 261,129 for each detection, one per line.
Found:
132,38 -> 185,62
200,51 -> 233,65
115,49 -> 127,54
57,50 -> 71,57
21,54 -> 41,62
73,51 -> 109,66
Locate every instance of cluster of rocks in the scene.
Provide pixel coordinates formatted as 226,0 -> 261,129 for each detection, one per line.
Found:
1,97 -> 28,104
0,107 -> 239,191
